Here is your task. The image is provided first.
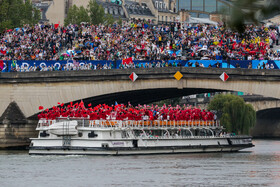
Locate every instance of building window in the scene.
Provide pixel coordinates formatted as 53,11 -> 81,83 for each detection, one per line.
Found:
204,0 -> 217,13
155,1 -> 158,8
217,1 -> 230,13
119,8 -> 124,16
159,2 -> 162,9
178,0 -> 191,10
192,0 -> 203,11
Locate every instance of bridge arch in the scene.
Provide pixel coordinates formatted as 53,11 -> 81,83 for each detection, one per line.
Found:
1,67 -> 280,118
251,108 -> 280,138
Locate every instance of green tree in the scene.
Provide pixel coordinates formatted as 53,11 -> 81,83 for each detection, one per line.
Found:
64,0 -> 115,26
208,94 -> 256,135
64,5 -> 90,26
225,0 -> 280,33
104,14 -> 115,26
0,0 -> 40,32
88,0 -> 105,25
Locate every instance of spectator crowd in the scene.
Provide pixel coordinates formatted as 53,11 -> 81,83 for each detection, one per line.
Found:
38,101 -> 214,121
1,19 -> 280,63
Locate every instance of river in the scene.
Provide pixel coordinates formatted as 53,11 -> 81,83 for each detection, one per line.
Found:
1,140 -> 280,187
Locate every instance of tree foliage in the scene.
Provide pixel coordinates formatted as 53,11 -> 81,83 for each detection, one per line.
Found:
64,0 -> 115,26
64,5 -> 90,26
88,0 -> 105,25
207,94 -> 256,135
0,0 -> 40,32
225,0 -> 280,33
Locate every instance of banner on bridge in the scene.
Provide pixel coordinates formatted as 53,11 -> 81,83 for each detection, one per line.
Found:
1,60 -> 279,72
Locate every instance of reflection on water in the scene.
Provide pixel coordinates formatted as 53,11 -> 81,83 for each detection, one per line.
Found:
1,140 -> 280,187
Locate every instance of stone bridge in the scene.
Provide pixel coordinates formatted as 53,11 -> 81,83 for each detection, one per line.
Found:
181,95 -> 280,138
1,67 -> 280,147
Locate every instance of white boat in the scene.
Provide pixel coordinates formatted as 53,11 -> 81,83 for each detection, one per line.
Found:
29,118 -> 254,155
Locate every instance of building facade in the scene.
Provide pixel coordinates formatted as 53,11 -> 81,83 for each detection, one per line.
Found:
32,0 -> 178,25
177,0 -> 232,19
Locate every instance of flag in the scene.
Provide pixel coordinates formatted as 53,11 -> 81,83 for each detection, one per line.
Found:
0,60 -> 4,70
54,24 -> 59,29
0,49 -> 6,55
79,100 -> 85,108
39,106 -> 44,110
88,103 -> 92,107
122,57 -> 133,65
60,103 -> 64,107
12,60 -> 17,68
73,59 -> 79,67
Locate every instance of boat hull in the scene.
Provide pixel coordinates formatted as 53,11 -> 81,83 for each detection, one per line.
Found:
29,144 -> 254,155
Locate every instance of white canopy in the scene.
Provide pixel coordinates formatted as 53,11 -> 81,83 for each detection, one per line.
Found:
187,17 -> 218,25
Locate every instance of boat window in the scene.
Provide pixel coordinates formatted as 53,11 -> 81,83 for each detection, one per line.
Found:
88,131 -> 98,138
40,131 -> 49,137
181,129 -> 192,137
121,131 -> 128,138
78,132 -> 83,137
133,130 -> 142,137
102,143 -> 109,148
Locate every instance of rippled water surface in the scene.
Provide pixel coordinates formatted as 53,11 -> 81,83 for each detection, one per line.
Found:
1,140 -> 280,187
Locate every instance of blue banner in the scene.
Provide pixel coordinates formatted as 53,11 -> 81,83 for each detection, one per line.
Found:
1,60 -> 279,72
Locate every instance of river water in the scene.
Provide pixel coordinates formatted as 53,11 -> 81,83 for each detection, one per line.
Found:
1,140 -> 280,187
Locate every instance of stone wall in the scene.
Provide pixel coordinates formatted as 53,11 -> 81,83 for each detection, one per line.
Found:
0,102 -> 37,149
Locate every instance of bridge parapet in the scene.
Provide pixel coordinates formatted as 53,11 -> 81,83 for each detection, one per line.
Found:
1,67 -> 280,83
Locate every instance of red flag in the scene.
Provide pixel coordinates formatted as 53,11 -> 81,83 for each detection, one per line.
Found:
0,49 -> 6,55
58,102 -> 60,105
126,57 -> 133,64
60,103 -> 64,107
70,102 -> 73,107
122,57 -> 133,65
54,24 -> 59,29
0,60 -> 4,70
79,101 -> 85,109
122,58 -> 126,65
88,103 -> 92,107
73,102 -> 78,108
39,106 -> 44,110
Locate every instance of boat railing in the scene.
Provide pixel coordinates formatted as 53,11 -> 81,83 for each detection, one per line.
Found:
37,119 -> 56,128
87,120 -> 220,129
38,118 -> 220,129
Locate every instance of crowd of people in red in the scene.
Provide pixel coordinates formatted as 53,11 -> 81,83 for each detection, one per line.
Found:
37,101 -> 215,121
